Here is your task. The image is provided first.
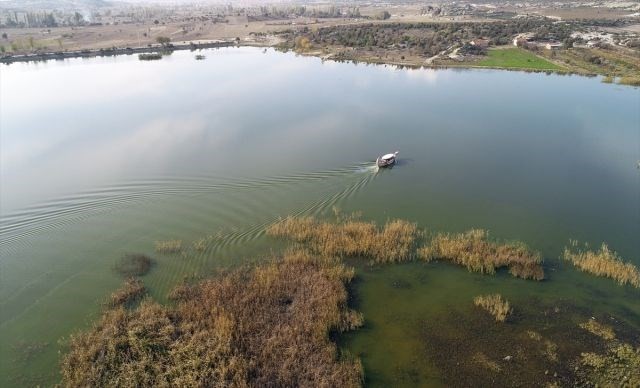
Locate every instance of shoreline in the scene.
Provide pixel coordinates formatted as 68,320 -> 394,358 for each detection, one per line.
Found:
0,40 -> 587,76
0,40 -> 237,64
2,41 -> 632,86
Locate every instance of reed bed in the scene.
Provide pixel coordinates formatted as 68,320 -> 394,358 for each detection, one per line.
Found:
563,240 -> 640,288
473,294 -> 512,322
267,216 -> 420,263
113,253 -> 153,277
105,278 -> 146,308
154,239 -> 183,254
419,229 -> 544,280
61,250 -> 363,387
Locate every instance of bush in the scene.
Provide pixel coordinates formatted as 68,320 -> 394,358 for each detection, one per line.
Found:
156,36 -> 170,45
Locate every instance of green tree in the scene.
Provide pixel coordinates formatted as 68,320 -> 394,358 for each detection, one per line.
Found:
156,36 -> 170,46
43,13 -> 57,27
375,11 -> 391,20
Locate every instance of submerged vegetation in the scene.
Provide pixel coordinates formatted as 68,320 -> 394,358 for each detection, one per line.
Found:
61,250 -> 363,387
419,229 -> 544,280
473,294 -> 512,322
267,216 -> 420,263
154,239 -> 183,254
580,344 -> 640,386
113,253 -> 153,277
579,320 -> 616,341
563,240 -> 640,288
579,319 -> 640,386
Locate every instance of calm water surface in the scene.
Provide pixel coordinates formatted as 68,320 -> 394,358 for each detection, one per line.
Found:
1,47 -> 639,386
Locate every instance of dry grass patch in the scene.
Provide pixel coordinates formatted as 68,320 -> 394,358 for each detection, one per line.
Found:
473,294 -> 512,322
267,216 -> 420,263
61,250 -> 363,387
154,239 -> 183,254
419,229 -> 544,280
563,240 -> 640,288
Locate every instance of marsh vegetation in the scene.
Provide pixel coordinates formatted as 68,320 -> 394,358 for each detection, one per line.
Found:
473,294 -> 512,322
105,278 -> 146,308
563,240 -> 640,288
61,250 -> 363,387
419,229 -> 544,280
266,215 -> 420,263
268,216 -> 544,281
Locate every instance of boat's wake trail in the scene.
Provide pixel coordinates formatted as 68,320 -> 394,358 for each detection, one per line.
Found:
0,162 -> 379,252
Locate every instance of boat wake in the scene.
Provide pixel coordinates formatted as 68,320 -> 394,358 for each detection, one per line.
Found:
0,162 -> 379,253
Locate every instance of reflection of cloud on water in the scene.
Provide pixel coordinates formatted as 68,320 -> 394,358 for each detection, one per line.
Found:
404,68 -> 440,84
0,58 -> 176,118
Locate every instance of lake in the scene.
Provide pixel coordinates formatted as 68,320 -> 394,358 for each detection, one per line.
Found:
1,47 -> 638,386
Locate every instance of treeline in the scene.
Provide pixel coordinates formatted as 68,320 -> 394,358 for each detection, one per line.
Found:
1,11 -> 86,28
286,19 -> 576,57
256,5 -> 361,19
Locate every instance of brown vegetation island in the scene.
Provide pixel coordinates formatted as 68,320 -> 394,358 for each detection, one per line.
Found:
267,215 -> 545,280
563,240 -> 640,288
61,250 -> 363,387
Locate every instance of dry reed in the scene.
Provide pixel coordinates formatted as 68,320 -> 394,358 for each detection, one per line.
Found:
61,250 -> 363,387
267,216 -> 420,263
563,240 -> 640,288
419,229 -> 544,280
154,239 -> 183,254
105,278 -> 146,308
473,294 -> 512,322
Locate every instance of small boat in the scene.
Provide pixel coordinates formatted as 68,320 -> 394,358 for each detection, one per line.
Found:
376,151 -> 398,168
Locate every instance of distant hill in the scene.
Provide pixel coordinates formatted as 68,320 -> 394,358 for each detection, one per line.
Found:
0,0 -> 111,10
